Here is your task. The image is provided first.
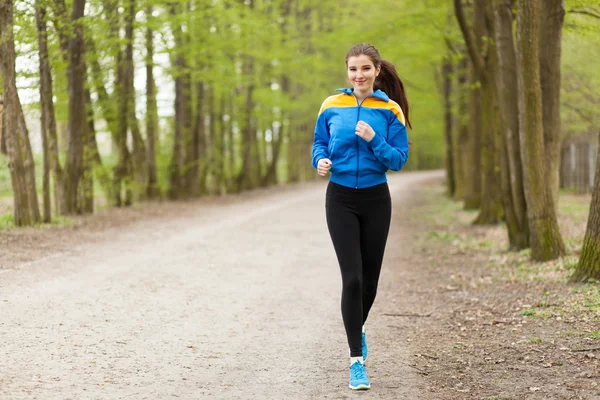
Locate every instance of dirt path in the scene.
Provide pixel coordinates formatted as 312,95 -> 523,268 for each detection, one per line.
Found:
0,171 -> 442,399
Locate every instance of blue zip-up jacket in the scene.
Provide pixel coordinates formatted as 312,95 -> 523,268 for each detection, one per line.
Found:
311,88 -> 409,189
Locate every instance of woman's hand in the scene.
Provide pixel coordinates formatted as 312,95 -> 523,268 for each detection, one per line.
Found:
317,158 -> 332,176
355,121 -> 375,142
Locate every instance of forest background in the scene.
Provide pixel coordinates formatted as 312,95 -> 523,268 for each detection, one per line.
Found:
0,0 -> 599,273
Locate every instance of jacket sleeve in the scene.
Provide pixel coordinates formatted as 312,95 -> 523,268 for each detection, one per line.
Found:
367,109 -> 409,171
311,106 -> 330,169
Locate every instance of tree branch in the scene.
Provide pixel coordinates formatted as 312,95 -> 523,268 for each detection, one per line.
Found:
568,8 -> 600,20
453,0 -> 485,73
563,102 -> 595,125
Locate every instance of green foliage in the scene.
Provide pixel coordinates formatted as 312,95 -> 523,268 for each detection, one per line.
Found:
521,309 -> 536,317
0,212 -> 14,229
0,153 -> 11,198
562,1 -> 600,138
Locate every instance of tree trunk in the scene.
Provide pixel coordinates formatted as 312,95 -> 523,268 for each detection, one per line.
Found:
125,0 -> 146,201
0,0 -> 41,226
64,0 -> 87,214
40,1 -> 67,215
145,7 -> 160,199
237,55 -> 259,191
572,129 -> 600,282
113,0 -> 134,207
442,56 -> 455,197
168,4 -> 187,200
474,5 -> 503,225
0,98 -> 5,155
454,0 -> 485,210
80,87 -> 95,214
515,0 -> 565,261
493,0 -> 529,250
35,2 -> 52,222
453,56 -> 468,201
540,0 -> 565,211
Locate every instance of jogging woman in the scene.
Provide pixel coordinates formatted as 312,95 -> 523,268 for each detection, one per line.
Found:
311,43 -> 411,390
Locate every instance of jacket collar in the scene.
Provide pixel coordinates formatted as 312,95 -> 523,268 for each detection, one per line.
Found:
336,87 -> 389,102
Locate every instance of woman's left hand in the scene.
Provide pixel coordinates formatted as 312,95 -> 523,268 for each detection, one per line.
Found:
355,121 -> 375,142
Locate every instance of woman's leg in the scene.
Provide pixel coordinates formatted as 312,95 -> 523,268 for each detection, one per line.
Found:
326,185 -> 363,357
359,189 -> 392,325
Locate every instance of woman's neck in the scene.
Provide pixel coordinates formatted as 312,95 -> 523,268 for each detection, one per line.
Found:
353,88 -> 374,103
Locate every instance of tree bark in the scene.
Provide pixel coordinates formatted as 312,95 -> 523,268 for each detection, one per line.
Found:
492,0 -> 529,249
145,6 -> 160,200
168,3 -> 187,200
35,0 -> 65,222
572,129 -> 600,282
474,4 -> 503,224
0,97 -> 5,155
0,0 -> 41,226
452,56 -> 468,201
442,56 -> 455,197
515,0 -> 565,261
64,0 -> 87,214
540,0 -> 565,212
454,0 -> 484,210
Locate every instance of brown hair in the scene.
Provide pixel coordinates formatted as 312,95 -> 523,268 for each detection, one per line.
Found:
345,43 -> 412,129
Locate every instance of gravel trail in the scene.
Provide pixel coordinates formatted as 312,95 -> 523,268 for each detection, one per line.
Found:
0,171 -> 442,399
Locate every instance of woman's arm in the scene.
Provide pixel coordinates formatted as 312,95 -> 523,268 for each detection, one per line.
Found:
311,108 -> 330,169
367,113 -> 409,171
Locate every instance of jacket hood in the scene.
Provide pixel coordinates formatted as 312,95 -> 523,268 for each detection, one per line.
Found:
336,88 -> 390,102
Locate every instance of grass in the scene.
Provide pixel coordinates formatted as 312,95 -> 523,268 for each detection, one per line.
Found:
521,309 -> 536,317
0,211 -> 74,230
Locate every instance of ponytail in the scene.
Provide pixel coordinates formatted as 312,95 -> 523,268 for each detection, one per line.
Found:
375,60 -> 412,129
346,43 -> 412,130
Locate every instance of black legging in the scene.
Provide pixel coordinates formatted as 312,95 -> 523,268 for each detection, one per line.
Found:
325,181 -> 392,357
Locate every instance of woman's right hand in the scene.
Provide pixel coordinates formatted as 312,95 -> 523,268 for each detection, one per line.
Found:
317,158 -> 332,176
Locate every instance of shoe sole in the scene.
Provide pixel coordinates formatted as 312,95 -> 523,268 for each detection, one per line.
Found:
349,384 -> 371,390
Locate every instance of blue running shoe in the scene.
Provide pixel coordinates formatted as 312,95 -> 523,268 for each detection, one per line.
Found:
349,361 -> 371,390
362,332 -> 368,361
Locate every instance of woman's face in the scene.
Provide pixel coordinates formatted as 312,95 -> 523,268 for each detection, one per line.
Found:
347,54 -> 380,93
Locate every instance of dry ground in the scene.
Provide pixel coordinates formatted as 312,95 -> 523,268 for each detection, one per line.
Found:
1,171 -> 599,399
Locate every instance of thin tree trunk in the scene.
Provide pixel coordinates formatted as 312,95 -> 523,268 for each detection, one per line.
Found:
125,0 -> 146,201
35,2 -> 53,222
455,0 -> 485,210
80,87 -> 95,213
493,0 -> 529,249
453,56 -> 468,201
168,3 -> 186,200
41,1 -> 68,214
145,6 -> 160,199
0,98 -> 5,154
207,85 -> 219,194
237,56 -> 258,191
540,0 -> 565,211
64,0 -> 87,214
113,0 -> 134,207
0,0 -> 41,226
442,56 -> 455,197
225,90 -> 235,192
515,0 -> 565,261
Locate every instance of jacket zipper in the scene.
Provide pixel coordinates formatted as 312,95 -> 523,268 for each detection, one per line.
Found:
354,94 -> 372,189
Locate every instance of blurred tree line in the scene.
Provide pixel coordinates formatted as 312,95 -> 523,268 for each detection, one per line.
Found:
0,0 -> 445,225
1,0 -> 600,279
